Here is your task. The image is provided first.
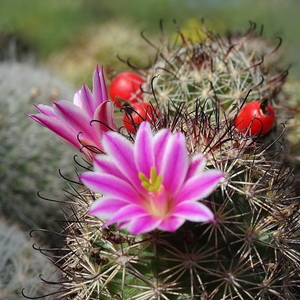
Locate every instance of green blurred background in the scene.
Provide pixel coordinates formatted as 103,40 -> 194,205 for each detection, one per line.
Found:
1,0 -> 300,82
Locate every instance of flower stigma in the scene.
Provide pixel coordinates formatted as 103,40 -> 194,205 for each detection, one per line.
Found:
139,166 -> 162,192
139,166 -> 169,217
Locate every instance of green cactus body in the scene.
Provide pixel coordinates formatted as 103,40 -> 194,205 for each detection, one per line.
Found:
29,25 -> 300,299
48,109 -> 300,299
142,24 -> 286,121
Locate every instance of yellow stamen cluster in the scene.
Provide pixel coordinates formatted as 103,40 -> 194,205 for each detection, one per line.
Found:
139,166 -> 162,192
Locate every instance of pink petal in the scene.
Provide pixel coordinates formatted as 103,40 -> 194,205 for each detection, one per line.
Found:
134,122 -> 154,178
172,201 -> 214,222
53,100 -> 95,140
153,128 -> 170,171
158,216 -> 185,232
33,104 -> 58,118
126,215 -> 162,234
93,101 -> 117,134
93,155 -> 127,181
159,132 -> 189,195
79,172 -> 141,204
27,113 -> 81,149
90,197 -> 127,219
80,84 -> 94,119
186,153 -> 206,179
26,113 -> 46,127
93,65 -> 108,106
104,204 -> 148,228
73,90 -> 82,108
175,170 -> 224,204
102,131 -> 143,193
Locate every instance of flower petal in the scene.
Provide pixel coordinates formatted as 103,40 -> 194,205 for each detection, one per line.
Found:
27,113 -> 80,149
102,131 -> 143,193
175,170 -> 224,204
158,216 -> 185,232
53,100 -> 95,139
80,84 -> 94,119
126,215 -> 162,234
93,101 -> 117,134
153,128 -> 170,171
73,90 -> 82,108
173,201 -> 214,222
90,197 -> 127,219
104,204 -> 148,228
134,122 -> 154,178
186,153 -> 206,179
33,104 -> 59,118
93,65 -> 108,106
93,155 -> 127,180
159,131 -> 189,194
80,172 -> 140,204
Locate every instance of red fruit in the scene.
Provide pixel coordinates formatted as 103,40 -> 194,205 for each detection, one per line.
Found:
234,101 -> 275,135
109,72 -> 145,107
123,103 -> 158,134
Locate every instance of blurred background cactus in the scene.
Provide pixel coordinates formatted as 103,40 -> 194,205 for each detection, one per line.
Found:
0,59 -> 77,233
0,217 -> 59,300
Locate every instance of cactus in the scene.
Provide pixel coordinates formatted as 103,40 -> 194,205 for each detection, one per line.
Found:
0,218 -> 59,300
27,24 -> 300,299
34,111 -> 300,300
140,22 -> 287,122
0,61 -> 77,233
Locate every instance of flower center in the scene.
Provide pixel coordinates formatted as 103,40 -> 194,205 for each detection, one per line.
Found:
138,167 -> 169,217
138,166 -> 162,193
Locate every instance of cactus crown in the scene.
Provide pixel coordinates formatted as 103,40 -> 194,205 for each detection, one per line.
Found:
139,22 -> 287,119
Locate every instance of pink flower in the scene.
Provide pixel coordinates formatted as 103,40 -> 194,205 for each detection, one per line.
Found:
80,121 -> 225,234
27,65 -> 117,158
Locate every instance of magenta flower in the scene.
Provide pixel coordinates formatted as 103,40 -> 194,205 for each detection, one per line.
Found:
27,65 -> 117,158
80,121 -> 225,234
